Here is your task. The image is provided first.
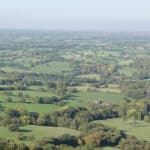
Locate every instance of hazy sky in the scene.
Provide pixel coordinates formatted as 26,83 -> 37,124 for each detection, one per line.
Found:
0,0 -> 150,31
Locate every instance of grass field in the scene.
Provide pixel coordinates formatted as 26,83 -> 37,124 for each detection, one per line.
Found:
21,125 -> 80,137
69,83 -> 121,94
96,147 -> 119,150
31,61 -> 71,74
0,125 -> 80,141
63,100 -> 86,107
100,84 -> 121,94
119,67 -> 137,76
28,85 -> 47,91
1,103 -> 59,113
119,59 -> 133,65
77,74 -> 100,80
93,118 -> 150,142
100,88 -> 121,94
0,31 -> 149,149
68,84 -> 91,92
11,90 -> 56,97
0,95 -> 11,102
73,91 -> 125,105
0,67 -> 27,73
0,90 -> 57,103
96,51 -> 121,57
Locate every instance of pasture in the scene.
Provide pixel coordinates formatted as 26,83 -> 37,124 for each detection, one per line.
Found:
0,125 -> 80,142
1,103 -> 59,114
72,91 -> 125,105
0,31 -> 149,149
31,61 -> 72,74
93,118 -> 150,142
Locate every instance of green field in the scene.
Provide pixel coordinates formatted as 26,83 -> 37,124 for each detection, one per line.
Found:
73,91 -> 125,105
77,74 -> 100,80
0,125 -> 80,141
64,100 -> 86,107
31,62 -> 71,74
68,84 -> 92,92
0,31 -> 149,149
96,147 -> 119,150
0,67 -> 27,73
100,84 -> 121,94
93,118 -> 150,142
119,67 -> 137,76
0,90 -> 57,103
1,103 -> 59,113
28,85 -> 47,91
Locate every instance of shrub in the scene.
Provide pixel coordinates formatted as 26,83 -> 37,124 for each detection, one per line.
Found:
8,124 -> 19,132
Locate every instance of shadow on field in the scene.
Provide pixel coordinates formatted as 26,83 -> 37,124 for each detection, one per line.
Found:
69,94 -> 79,100
19,129 -> 32,133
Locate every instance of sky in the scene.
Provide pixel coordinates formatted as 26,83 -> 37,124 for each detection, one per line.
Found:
0,0 -> 150,31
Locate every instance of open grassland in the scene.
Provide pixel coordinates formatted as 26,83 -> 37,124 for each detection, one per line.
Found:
69,83 -> 121,94
0,125 -> 80,141
10,90 -> 56,97
0,90 -> 57,102
119,67 -> 138,76
0,67 -> 27,73
0,95 -> 10,102
31,62 -> 71,74
73,91 -> 125,105
0,31 -> 149,149
96,51 -> 121,57
100,84 -> 121,94
68,84 -> 92,92
100,88 -> 121,94
119,59 -> 134,65
93,118 -> 150,142
63,100 -> 86,107
1,103 -> 59,113
77,74 -> 100,80
20,125 -> 80,137
95,147 -> 120,150
28,85 -> 47,91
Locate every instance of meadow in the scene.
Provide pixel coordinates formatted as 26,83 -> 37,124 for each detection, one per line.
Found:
0,125 -> 80,142
93,118 -> 150,142
0,31 -> 149,149
73,91 -> 125,105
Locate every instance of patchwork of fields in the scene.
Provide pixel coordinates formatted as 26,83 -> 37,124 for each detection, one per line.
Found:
0,31 -> 150,149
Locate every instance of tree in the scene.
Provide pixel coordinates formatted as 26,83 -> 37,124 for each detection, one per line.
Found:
144,115 -> 150,123
37,114 -> 51,126
6,97 -> 13,102
8,124 -> 19,132
58,134 -> 78,146
83,133 -> 101,147
127,109 -> 141,125
5,108 -> 20,118
20,115 -> 30,125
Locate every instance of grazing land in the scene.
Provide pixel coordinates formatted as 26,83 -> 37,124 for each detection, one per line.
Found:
0,125 -> 80,142
0,31 -> 150,150
93,118 -> 150,142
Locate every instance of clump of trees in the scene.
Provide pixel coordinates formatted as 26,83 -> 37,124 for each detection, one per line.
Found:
0,138 -> 30,150
34,96 -> 59,104
1,106 -> 119,130
118,136 -> 150,150
120,81 -> 149,100
79,123 -> 124,147
119,100 -> 150,123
